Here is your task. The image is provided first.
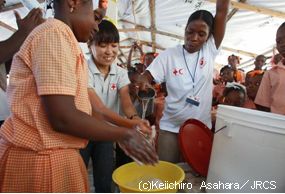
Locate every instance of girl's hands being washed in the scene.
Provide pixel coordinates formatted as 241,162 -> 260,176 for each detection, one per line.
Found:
131,118 -> 152,135
118,128 -> 158,165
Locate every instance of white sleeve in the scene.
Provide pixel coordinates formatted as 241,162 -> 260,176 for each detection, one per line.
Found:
146,51 -> 168,83
207,35 -> 220,57
117,68 -> 130,89
88,64 -> 95,88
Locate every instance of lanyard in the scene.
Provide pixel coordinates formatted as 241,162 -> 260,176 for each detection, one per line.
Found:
182,46 -> 201,95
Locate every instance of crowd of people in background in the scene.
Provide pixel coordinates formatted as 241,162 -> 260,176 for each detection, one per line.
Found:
0,0 -> 284,192
212,51 -> 284,111
211,44 -> 285,128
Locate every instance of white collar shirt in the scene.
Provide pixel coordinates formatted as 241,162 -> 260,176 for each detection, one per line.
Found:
88,58 -> 130,112
146,36 -> 219,133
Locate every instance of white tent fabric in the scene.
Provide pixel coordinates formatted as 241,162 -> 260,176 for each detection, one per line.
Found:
0,0 -> 285,72
117,0 -> 285,71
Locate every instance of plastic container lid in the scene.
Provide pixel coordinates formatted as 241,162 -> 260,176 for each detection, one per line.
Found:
178,119 -> 213,177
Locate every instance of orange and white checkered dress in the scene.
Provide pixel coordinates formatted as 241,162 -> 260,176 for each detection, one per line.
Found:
0,19 -> 91,192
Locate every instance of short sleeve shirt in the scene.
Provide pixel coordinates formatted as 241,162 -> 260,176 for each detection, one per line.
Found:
147,36 -> 219,133
254,63 -> 285,115
0,64 -> 9,121
88,59 -> 130,112
0,19 -> 91,150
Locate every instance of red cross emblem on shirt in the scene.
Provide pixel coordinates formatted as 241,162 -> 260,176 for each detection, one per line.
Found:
173,68 -> 183,76
173,68 -> 178,75
110,83 -> 117,90
199,57 -> 206,68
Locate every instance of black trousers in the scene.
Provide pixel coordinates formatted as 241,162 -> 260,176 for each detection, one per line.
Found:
80,141 -> 114,193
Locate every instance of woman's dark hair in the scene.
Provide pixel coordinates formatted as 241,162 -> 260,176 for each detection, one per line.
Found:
186,10 -> 214,34
90,19 -> 119,45
278,22 -> 285,31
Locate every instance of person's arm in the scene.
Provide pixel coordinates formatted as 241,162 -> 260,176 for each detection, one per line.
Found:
127,43 -> 144,69
42,95 -> 125,140
0,8 -> 44,64
92,0 -> 108,25
119,85 -> 139,119
134,42 -> 144,56
0,0 -> 5,10
88,88 -> 149,132
213,0 -> 230,49
98,0 -> 108,9
127,45 -> 135,69
42,95 -> 157,164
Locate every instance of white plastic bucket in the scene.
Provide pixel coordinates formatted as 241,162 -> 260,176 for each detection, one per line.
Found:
206,105 -> 285,193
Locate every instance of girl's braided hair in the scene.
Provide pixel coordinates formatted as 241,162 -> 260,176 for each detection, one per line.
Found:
223,82 -> 246,98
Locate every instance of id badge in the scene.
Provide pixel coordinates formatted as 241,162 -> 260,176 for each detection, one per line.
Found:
186,96 -> 200,107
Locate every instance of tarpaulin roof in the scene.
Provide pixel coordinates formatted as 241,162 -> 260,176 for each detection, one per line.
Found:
1,0 -> 285,71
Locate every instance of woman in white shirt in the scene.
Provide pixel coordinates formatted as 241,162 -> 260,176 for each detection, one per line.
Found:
138,0 -> 230,163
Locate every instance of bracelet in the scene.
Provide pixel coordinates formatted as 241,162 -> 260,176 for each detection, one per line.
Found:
129,114 -> 139,120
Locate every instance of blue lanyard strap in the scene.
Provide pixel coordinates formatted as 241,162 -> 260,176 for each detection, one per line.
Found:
182,46 -> 200,91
